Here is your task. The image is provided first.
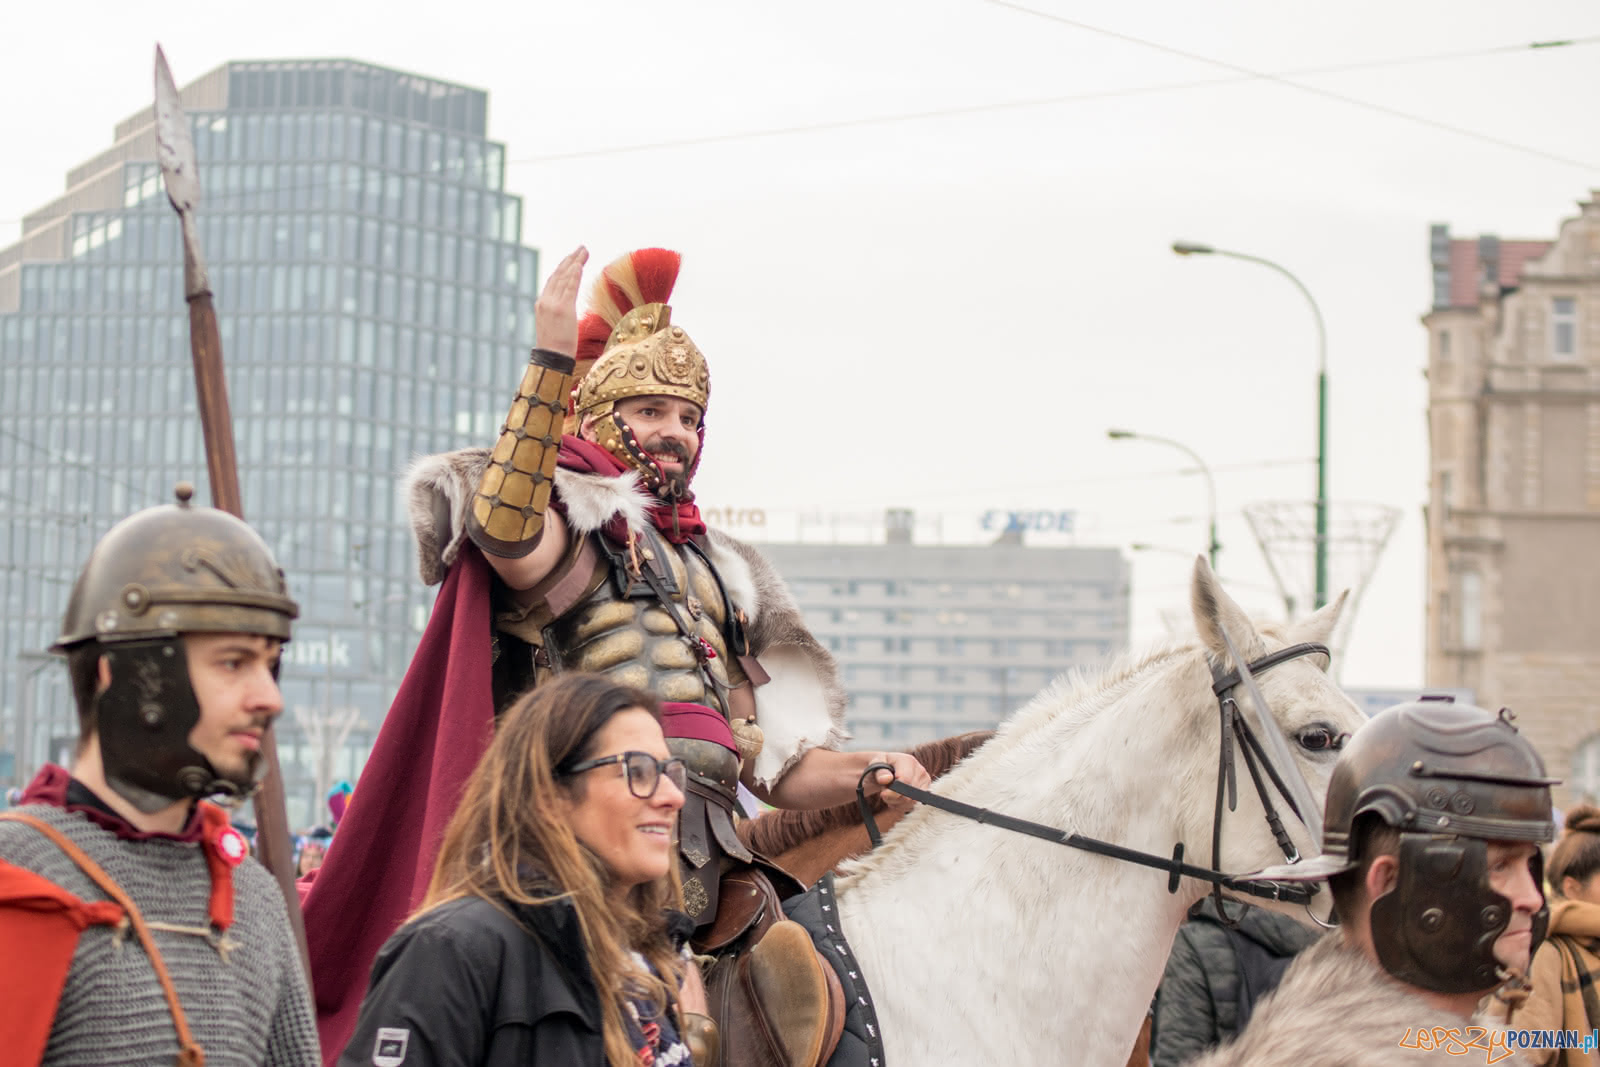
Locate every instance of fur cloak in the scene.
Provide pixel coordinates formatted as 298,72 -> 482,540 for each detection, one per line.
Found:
403,445 -> 850,786
1187,933 -> 1532,1066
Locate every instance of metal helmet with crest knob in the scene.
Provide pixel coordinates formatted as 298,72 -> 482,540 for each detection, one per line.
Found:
52,483 -> 299,812
568,248 -> 711,499
1258,698 -> 1557,993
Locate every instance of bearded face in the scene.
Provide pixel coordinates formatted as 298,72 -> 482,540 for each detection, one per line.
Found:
583,395 -> 704,500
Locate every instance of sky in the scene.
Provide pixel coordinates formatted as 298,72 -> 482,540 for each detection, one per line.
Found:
3,0 -> 1597,690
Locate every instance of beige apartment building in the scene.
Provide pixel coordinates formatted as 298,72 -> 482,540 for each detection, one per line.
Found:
1424,191 -> 1600,803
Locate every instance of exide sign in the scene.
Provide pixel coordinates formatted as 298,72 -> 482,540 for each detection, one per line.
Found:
981,510 -> 1076,534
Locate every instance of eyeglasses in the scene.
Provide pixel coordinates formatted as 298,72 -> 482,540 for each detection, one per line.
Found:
562,751 -> 688,800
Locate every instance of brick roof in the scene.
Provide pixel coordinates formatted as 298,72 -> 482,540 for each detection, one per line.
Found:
1447,239 -> 1553,308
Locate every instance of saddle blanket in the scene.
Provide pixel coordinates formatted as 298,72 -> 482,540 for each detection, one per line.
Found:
782,874 -> 887,1067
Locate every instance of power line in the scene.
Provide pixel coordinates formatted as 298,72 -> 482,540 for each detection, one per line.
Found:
1,34 -> 1593,229
984,1 -> 1599,171
508,33 -> 1600,165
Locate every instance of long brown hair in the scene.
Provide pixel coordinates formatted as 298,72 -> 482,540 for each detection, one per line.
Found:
421,673 -> 683,1067
1550,804 -> 1600,897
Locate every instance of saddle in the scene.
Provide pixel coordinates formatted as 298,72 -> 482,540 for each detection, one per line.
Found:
695,865 -> 847,1067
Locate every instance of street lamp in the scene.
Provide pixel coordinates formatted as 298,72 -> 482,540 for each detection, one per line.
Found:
1107,429 -> 1219,570
1171,241 -> 1329,609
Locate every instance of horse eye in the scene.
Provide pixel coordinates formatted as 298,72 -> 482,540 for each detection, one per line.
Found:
1297,726 -> 1339,752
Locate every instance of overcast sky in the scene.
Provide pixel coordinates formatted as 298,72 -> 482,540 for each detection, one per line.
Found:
3,0 -> 1597,690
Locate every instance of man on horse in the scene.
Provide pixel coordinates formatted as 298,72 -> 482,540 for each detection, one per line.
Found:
1190,699 -> 1553,1066
304,245 -> 930,1061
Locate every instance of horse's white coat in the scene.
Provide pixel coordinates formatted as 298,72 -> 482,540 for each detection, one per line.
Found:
833,560 -> 1366,1064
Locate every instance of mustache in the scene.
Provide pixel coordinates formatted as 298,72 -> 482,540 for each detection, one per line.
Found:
641,438 -> 690,461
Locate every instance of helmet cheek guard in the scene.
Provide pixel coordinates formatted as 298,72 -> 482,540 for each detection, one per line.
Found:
1370,834 -> 1546,994
95,637 -> 262,812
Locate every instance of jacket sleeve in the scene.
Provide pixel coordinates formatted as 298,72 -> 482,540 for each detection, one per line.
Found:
1151,925 -> 1220,1067
337,923 -> 498,1067
1504,940 -> 1566,1065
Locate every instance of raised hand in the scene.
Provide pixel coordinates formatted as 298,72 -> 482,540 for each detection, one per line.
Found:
533,245 -> 588,358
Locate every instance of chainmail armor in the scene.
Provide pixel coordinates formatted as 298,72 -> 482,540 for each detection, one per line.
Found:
0,803 -> 320,1066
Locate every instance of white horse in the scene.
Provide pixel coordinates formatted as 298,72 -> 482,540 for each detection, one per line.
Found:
831,559 -> 1366,1064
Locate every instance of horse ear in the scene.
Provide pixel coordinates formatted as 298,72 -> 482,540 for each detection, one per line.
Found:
1288,589 -> 1349,657
1190,556 -> 1265,665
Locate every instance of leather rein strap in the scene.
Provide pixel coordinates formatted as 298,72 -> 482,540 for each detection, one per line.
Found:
854,642 -> 1330,905
0,811 -> 206,1067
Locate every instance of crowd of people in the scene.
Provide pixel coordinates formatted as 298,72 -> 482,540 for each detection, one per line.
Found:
2,243 -> 1595,1067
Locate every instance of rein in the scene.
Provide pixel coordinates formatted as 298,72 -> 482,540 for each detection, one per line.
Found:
854,641 -> 1332,906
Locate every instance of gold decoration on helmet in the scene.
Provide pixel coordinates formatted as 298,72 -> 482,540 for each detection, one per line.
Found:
568,249 -> 710,434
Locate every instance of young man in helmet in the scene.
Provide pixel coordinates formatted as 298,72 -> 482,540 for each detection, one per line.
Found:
0,487 -> 320,1066
1189,699 -> 1553,1066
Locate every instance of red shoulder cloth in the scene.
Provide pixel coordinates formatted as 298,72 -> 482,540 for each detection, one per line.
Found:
0,851 -> 125,1065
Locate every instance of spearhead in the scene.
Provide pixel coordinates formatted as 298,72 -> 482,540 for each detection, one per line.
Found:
154,45 -> 208,296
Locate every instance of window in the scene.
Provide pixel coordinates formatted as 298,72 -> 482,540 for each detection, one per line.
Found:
1571,735 -> 1600,804
1437,329 -> 1451,361
1553,298 -> 1577,360
1458,572 -> 1482,651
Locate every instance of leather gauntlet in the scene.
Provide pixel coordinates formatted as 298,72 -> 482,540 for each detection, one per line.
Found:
467,348 -> 574,558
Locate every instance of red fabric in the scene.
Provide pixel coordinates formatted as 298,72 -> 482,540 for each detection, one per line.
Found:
196,803 -> 237,931
301,547 -> 498,1064
660,703 -> 737,752
558,436 -> 706,544
0,856 -> 124,1065
20,765 -> 208,844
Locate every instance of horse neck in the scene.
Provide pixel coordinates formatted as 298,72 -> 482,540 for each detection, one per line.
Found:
834,650 -> 1221,1058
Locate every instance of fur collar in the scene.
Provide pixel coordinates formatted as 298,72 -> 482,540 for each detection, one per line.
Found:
404,447 -> 655,586
1187,934 -> 1531,1066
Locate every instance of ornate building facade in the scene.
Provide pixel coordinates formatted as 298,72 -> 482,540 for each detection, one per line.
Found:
1424,192 -> 1600,802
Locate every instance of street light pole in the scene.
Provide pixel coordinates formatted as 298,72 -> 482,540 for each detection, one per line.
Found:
1172,241 -> 1329,609
1107,429 -> 1220,570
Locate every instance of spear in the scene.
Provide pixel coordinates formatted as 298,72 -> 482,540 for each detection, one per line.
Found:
154,45 -> 310,973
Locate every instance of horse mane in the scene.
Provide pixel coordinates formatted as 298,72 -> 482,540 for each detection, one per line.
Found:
738,730 -> 995,858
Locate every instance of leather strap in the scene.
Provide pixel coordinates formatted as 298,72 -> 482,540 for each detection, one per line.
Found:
0,812 -> 205,1067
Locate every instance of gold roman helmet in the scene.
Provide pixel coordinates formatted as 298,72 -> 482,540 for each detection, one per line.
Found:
569,248 -> 710,496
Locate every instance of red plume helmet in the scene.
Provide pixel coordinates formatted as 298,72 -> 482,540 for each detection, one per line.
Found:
571,248 -> 683,406
565,247 -> 710,497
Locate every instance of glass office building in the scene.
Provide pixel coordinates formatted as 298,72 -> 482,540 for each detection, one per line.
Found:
0,60 -> 538,825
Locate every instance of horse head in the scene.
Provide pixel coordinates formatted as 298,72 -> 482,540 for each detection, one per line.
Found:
1189,556 -> 1366,922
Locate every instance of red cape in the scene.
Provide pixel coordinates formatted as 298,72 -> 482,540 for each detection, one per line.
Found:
301,547 -> 497,1063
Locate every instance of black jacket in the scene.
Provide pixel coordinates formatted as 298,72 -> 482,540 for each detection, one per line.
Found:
1150,899 -> 1321,1067
338,894 -> 604,1067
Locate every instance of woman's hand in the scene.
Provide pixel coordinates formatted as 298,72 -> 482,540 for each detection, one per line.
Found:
533,245 -> 588,357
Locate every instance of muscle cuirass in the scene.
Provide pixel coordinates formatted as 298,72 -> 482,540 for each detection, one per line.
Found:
537,526 -> 754,927
543,526 -> 747,712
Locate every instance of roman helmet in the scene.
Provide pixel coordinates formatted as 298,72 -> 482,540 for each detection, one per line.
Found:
53,484 -> 299,811
568,248 -> 710,500
1262,699 -> 1556,993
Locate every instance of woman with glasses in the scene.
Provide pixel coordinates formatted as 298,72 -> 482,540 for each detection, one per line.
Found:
339,673 -> 694,1067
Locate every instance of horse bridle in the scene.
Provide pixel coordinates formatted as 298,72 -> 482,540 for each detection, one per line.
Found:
856,637 -> 1336,907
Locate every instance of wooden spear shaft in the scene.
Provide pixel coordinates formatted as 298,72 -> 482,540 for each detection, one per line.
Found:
155,46 -> 310,974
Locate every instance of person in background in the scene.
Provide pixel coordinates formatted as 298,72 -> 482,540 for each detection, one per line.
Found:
1492,803 -> 1600,1065
340,674 -> 695,1067
1149,898 -> 1321,1065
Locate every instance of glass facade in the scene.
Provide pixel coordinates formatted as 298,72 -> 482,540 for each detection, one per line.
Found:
0,60 -> 539,825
